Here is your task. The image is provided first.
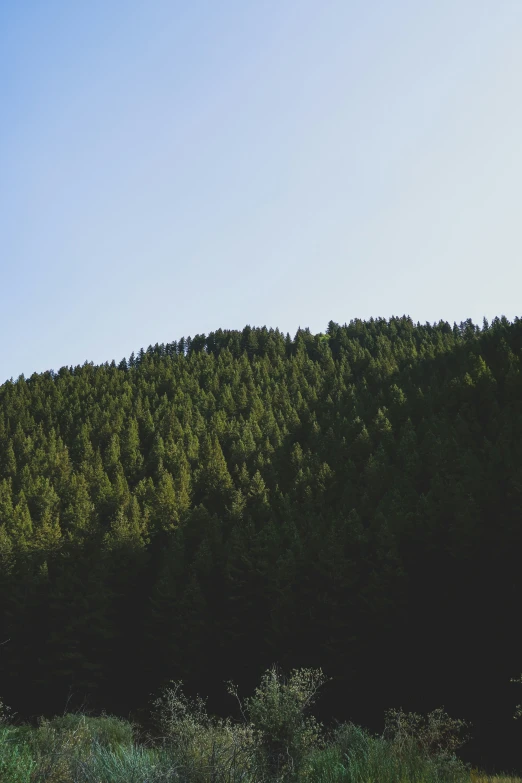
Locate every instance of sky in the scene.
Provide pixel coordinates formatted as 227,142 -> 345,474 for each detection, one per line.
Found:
1,0 -> 522,382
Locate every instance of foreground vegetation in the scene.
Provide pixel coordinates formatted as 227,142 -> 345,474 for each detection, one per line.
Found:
1,666 -> 519,783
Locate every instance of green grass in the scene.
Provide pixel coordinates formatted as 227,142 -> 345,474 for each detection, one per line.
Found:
0,714 -> 503,783
301,722 -> 471,783
469,774 -> 522,783
0,726 -> 35,783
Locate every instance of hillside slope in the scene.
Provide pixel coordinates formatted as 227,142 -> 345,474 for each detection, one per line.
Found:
1,316 -> 522,771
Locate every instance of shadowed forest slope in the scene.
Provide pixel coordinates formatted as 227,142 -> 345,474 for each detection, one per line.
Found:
1,316 -> 522,773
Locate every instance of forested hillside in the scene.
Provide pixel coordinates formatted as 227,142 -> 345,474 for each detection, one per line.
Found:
1,316 -> 522,772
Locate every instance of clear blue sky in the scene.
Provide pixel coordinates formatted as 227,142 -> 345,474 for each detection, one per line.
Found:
2,0 -> 522,382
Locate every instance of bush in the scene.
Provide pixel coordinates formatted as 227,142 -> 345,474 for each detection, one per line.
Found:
27,715 -> 95,783
43,712 -> 134,750
328,719 -> 470,783
150,680 -> 255,782
232,665 -> 328,781
150,667 -> 328,782
151,680 -> 212,744
0,695 -> 14,724
20,712 -> 131,783
382,706 -> 472,760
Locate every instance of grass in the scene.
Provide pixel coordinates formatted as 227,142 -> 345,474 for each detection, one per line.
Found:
469,775 -> 522,783
1,715 -> 517,783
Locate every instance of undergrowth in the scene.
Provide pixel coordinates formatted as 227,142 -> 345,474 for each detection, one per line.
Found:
0,667 -> 519,783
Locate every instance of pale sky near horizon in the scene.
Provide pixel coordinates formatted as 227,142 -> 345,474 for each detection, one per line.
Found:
1,0 -> 522,382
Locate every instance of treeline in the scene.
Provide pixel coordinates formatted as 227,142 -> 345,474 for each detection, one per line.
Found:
1,316 -> 522,773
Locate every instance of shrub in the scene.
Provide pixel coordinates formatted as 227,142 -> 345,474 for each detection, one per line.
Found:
150,680 -> 256,782
44,712 -> 134,750
382,706 -> 472,760
27,715 -> 95,783
232,665 -> 328,781
151,680 -> 212,744
328,719 -> 470,783
0,695 -> 14,724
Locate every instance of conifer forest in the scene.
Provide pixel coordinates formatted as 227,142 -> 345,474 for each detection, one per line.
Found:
1,316 -> 522,774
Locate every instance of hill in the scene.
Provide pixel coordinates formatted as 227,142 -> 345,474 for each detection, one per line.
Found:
1,316 -> 522,773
